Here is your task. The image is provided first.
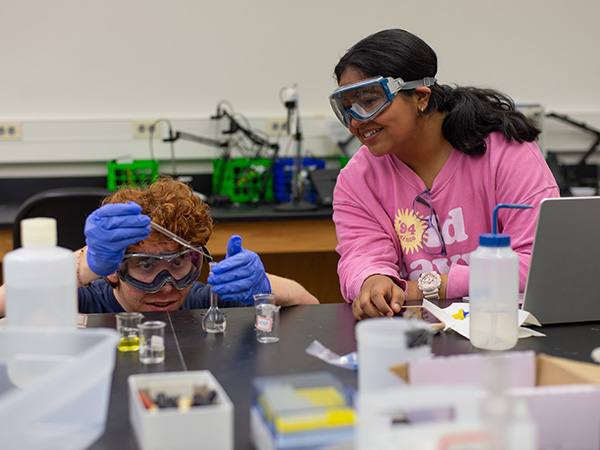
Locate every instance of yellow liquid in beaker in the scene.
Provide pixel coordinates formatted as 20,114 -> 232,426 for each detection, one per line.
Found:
118,336 -> 140,352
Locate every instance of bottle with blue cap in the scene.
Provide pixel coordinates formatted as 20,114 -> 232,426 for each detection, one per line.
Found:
469,203 -> 533,350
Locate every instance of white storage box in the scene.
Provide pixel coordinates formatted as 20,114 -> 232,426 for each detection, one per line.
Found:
0,326 -> 119,450
128,370 -> 234,450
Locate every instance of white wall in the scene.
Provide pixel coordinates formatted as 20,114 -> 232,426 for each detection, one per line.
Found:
1,0 -> 599,176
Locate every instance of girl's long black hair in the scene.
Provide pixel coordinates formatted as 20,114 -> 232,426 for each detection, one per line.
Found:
334,29 -> 540,155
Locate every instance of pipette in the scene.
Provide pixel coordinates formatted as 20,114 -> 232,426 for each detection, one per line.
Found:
150,222 -> 224,332
150,222 -> 213,262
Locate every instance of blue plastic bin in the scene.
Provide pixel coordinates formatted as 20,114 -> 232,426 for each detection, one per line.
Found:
273,158 -> 325,203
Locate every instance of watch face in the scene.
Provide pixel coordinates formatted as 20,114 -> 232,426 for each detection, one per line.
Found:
420,273 -> 440,290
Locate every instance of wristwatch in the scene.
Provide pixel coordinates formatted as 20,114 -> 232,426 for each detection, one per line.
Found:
418,271 -> 442,300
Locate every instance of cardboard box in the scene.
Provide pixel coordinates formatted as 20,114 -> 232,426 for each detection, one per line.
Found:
128,371 -> 234,450
389,351 -> 600,450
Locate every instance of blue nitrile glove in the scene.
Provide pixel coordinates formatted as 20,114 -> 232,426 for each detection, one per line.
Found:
208,235 -> 271,304
84,202 -> 151,276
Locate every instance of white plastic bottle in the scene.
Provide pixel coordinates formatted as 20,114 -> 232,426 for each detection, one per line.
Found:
469,204 -> 533,350
506,398 -> 537,450
4,217 -> 78,328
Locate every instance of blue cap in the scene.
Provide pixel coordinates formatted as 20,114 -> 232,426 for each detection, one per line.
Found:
479,233 -> 510,247
479,203 -> 534,248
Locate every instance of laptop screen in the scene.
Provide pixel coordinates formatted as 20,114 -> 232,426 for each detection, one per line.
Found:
521,196 -> 600,325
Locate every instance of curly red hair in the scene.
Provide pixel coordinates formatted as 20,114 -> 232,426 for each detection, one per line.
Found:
102,175 -> 213,247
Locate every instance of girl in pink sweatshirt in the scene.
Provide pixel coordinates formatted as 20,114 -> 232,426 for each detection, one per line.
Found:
329,29 -> 559,320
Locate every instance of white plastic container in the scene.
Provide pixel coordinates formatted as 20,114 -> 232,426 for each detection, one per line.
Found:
128,370 -> 234,450
469,204 -> 533,351
4,217 -> 78,328
469,239 -> 519,350
0,327 -> 119,450
355,317 -> 432,393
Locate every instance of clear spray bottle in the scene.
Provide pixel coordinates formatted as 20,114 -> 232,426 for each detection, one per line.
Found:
469,203 -> 533,351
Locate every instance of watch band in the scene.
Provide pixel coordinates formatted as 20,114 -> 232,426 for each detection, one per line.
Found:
422,287 -> 440,300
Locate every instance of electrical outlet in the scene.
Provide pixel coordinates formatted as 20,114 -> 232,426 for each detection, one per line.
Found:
266,118 -> 288,136
0,122 -> 22,141
132,120 -> 162,139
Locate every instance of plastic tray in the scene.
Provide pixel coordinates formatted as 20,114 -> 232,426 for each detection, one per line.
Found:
212,158 -> 274,203
107,159 -> 159,190
250,372 -> 355,449
273,158 -> 325,202
0,327 -> 119,450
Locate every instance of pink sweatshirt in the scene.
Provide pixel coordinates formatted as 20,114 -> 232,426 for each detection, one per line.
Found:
333,132 -> 559,302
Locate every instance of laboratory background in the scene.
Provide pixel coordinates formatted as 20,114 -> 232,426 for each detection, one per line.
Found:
3,2 -> 600,449
1,0 -> 599,179
2,0 -> 599,301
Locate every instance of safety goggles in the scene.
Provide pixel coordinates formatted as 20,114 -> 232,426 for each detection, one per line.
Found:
329,76 -> 437,127
117,246 -> 212,293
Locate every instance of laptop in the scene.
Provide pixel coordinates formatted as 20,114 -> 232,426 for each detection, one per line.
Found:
521,196 -> 600,324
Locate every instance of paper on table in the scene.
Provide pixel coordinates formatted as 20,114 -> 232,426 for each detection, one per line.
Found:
422,299 -> 545,340
305,340 -> 358,370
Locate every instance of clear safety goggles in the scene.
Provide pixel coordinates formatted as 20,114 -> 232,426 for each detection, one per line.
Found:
329,76 -> 437,127
116,246 -> 212,293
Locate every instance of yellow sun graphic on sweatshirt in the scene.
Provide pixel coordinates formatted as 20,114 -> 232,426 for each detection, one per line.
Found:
394,208 -> 428,255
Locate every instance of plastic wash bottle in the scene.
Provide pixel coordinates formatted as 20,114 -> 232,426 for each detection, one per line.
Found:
469,203 -> 533,350
3,217 -> 78,328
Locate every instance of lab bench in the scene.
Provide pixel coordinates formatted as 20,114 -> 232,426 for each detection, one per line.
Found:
84,301 -> 600,450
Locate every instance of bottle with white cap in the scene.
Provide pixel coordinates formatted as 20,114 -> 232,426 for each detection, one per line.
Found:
3,217 -> 78,328
469,203 -> 533,350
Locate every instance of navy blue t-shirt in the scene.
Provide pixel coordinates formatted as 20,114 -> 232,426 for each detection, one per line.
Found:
77,279 -> 248,313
